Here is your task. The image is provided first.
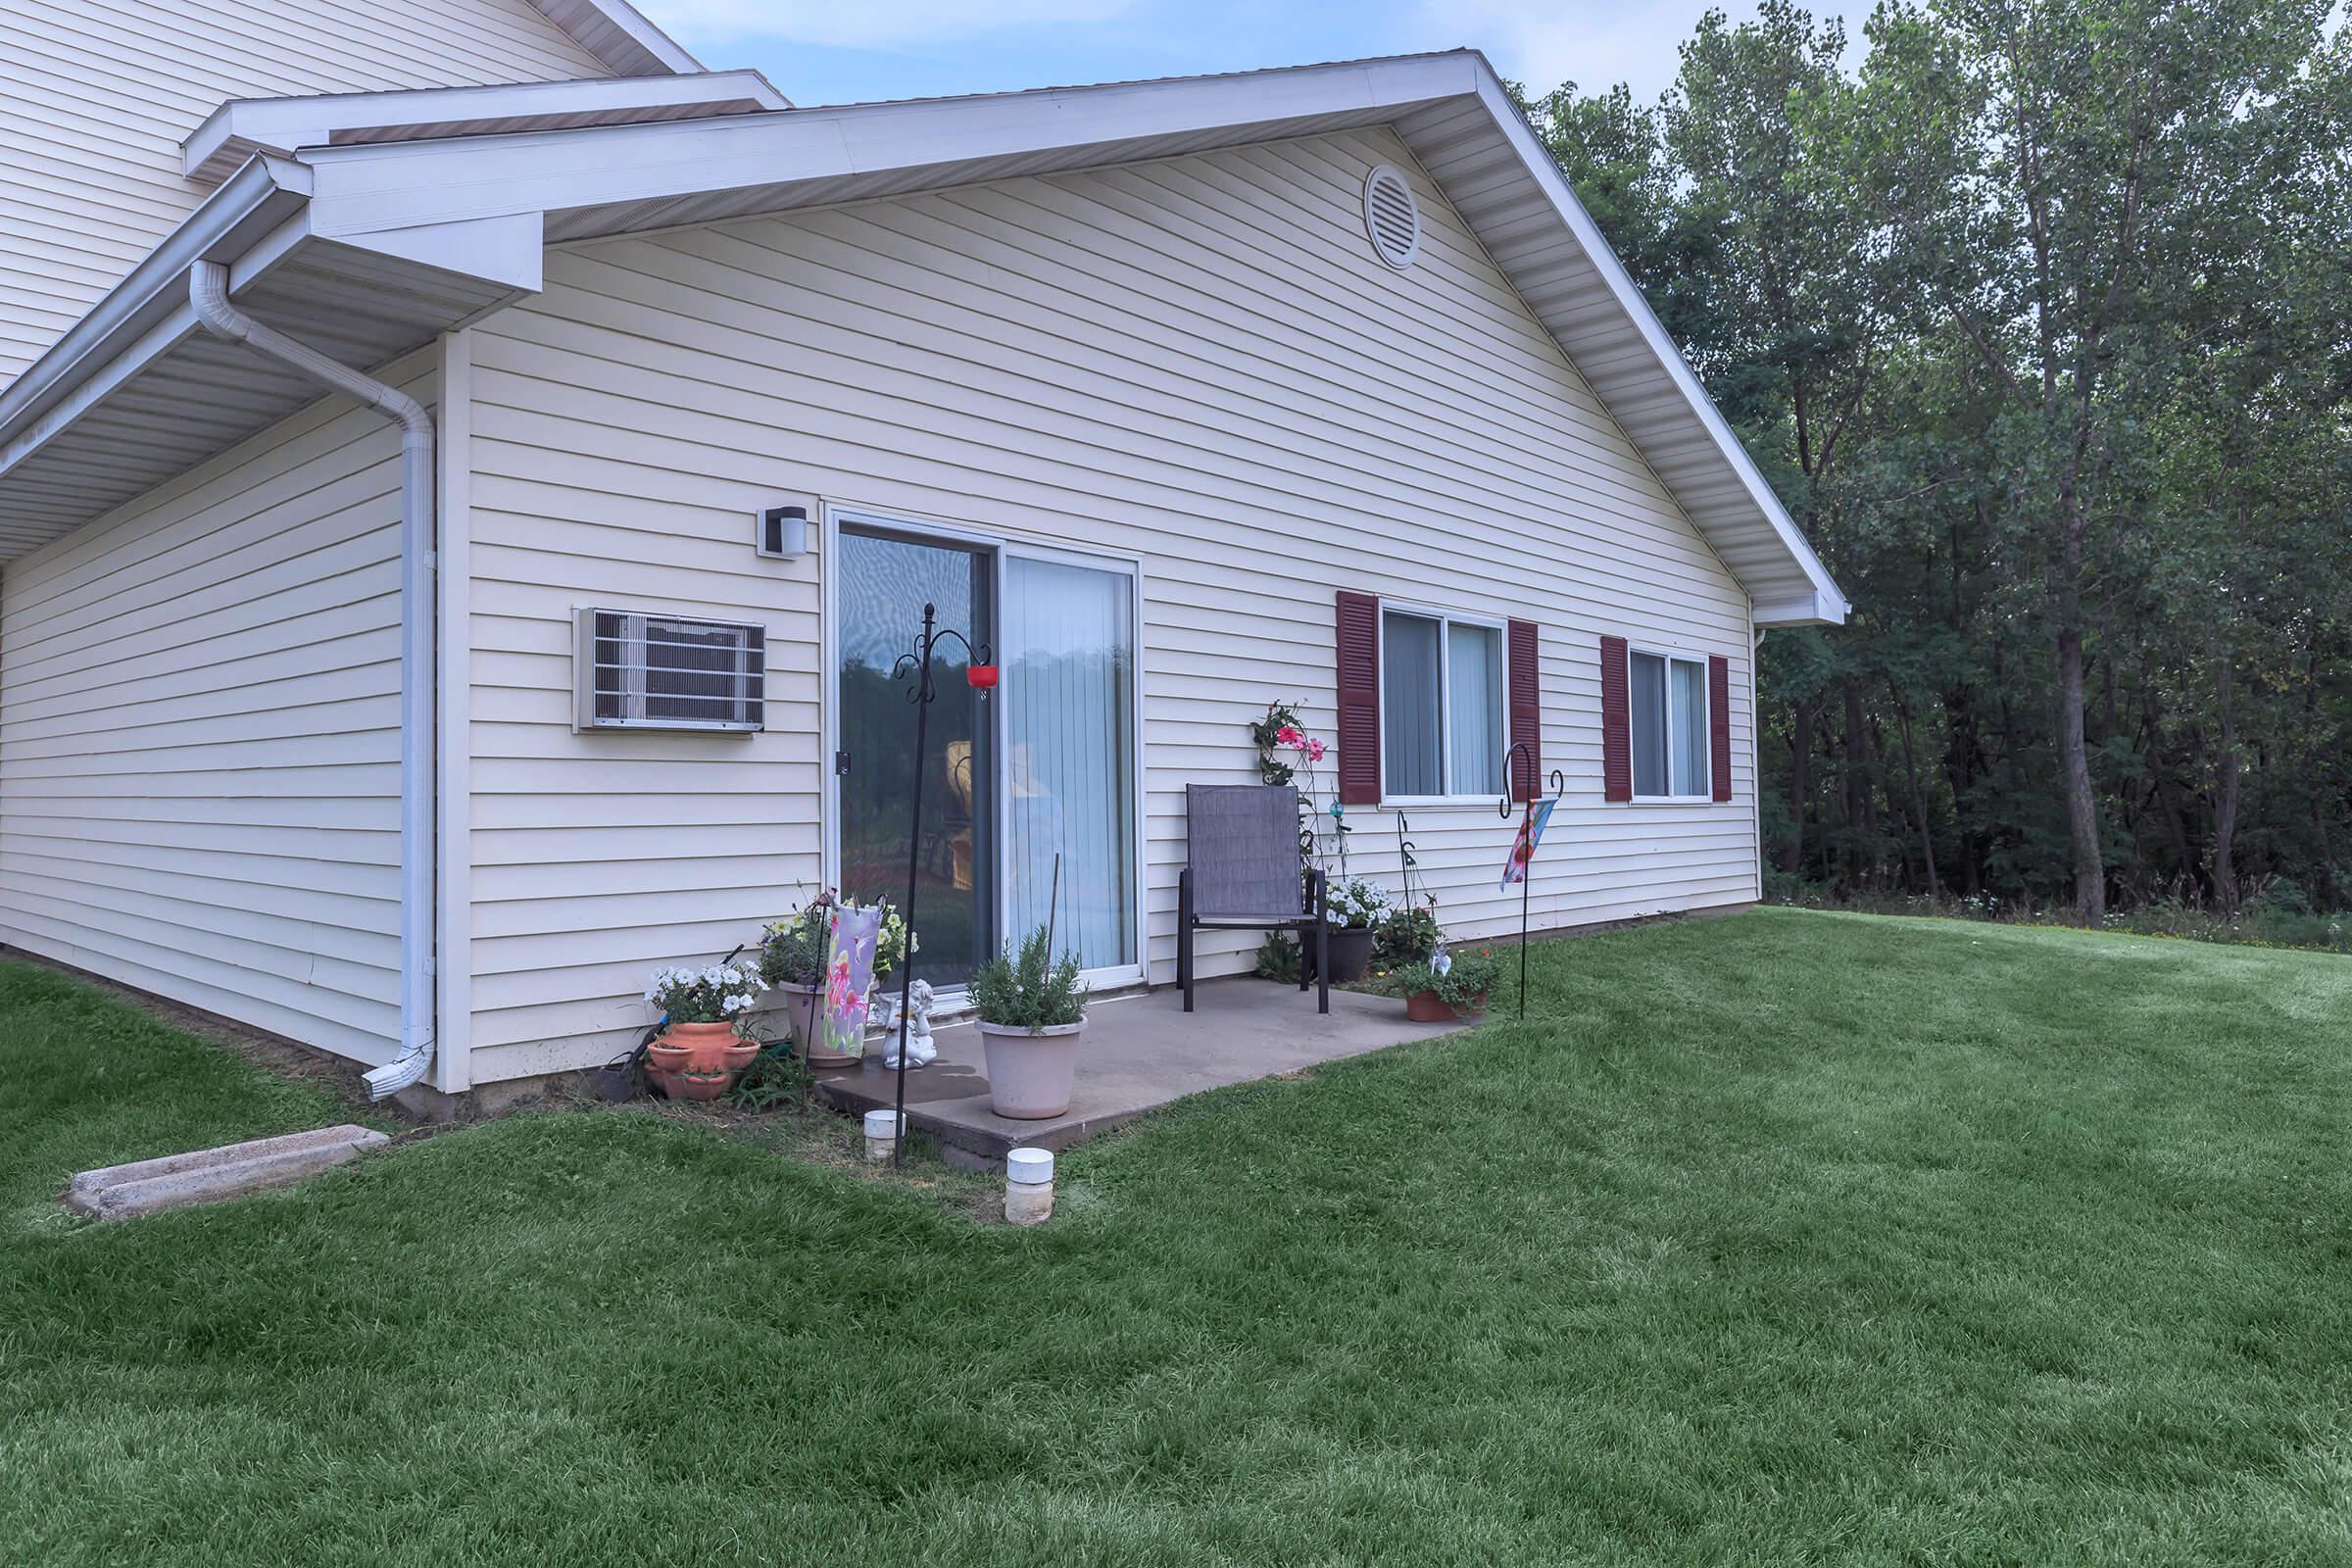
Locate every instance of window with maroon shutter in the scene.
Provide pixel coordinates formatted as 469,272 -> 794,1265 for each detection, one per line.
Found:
1600,634 -> 1632,802
1709,655 -> 1733,802
1335,590 -> 1381,805
1507,619 -> 1540,801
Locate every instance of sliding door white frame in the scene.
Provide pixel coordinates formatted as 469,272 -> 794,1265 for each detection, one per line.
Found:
819,503 -> 1147,990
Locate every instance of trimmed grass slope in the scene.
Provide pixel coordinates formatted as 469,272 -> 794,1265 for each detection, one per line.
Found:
3,910 -> 2347,1564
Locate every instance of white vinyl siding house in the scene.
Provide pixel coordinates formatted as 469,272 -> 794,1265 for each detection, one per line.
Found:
0,353 -> 433,1062
455,126 -> 1760,1077
0,46 -> 1843,1101
0,0 -> 630,386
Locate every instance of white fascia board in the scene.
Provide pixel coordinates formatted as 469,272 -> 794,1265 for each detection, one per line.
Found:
299,52 -> 1484,239
322,212 -> 547,294
0,156 -> 311,467
1751,589 -> 1849,628
531,0 -> 705,75
1463,70 -> 1849,626
182,71 -> 788,184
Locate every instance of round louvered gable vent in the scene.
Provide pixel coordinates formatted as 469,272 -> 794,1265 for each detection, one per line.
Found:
1362,164 -> 1421,270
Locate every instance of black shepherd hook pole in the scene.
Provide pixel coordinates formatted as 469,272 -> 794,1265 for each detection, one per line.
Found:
888,601 -> 994,1168
1496,750 -> 1567,1017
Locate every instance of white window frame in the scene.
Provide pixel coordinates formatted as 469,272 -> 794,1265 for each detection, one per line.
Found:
1377,601 -> 1507,807
1627,643 -> 1712,804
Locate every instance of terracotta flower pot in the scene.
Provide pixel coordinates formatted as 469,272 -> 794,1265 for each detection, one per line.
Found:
976,1019 -> 1084,1119
1404,989 -> 1486,1023
648,1020 -> 755,1100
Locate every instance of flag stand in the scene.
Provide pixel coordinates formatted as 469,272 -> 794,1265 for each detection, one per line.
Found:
1497,745 -> 1566,1017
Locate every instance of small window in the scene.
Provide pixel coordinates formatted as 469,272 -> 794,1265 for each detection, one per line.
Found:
1382,608 -> 1502,798
1629,649 -> 1708,799
575,608 -> 765,732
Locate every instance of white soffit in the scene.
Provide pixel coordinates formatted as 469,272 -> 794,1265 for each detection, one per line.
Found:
182,72 -> 788,185
527,0 -> 704,76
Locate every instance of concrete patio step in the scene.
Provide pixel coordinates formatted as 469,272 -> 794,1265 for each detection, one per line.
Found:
811,978 -> 1467,1171
66,1124 -> 389,1220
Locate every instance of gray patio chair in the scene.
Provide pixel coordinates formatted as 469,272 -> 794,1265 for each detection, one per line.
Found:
1178,784 -> 1328,1013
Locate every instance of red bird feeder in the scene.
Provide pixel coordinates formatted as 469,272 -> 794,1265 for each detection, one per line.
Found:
966,662 -> 999,690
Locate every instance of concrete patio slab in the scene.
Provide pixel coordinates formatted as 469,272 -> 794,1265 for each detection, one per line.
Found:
810,978 -> 1469,1169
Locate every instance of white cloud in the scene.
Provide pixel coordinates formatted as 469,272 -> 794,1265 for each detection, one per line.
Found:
639,0 -> 1136,51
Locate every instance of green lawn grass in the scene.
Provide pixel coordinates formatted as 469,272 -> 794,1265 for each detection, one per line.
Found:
4,909 -> 2348,1564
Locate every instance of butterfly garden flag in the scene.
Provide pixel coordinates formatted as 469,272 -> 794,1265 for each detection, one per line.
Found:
1500,797 -> 1557,891
819,904 -> 883,1061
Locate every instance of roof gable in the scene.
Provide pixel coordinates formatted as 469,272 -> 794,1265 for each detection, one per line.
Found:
0,51 -> 1843,623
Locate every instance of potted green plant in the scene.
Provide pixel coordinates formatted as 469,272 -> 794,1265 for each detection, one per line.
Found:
1393,947 -> 1498,1022
1372,897 -> 1442,973
643,958 -> 767,1100
1320,875 -> 1393,984
969,925 -> 1089,1119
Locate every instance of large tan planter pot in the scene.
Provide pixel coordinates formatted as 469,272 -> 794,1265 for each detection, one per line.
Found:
976,1019 -> 1085,1120
774,983 -> 859,1066
647,1021 -> 759,1101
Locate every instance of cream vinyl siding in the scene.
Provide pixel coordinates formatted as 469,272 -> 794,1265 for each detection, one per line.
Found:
463,126 -> 1758,1080
0,358 -> 429,1063
0,0 -> 612,384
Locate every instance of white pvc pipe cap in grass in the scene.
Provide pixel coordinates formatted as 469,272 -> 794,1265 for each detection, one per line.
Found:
1006,1147 -> 1054,1186
863,1109 -> 906,1138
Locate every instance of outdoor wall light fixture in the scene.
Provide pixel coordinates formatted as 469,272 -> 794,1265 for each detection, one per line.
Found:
754,502 -> 809,559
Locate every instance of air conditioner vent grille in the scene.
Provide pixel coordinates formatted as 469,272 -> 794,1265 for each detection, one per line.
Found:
576,608 -> 765,731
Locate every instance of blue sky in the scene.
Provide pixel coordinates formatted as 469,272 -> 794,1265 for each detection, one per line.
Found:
633,1 -> 1835,109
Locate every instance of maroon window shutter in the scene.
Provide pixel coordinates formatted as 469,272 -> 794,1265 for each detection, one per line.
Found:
1336,591 -> 1381,805
1599,634 -> 1631,803
1507,619 -> 1541,801
1708,654 -> 1733,803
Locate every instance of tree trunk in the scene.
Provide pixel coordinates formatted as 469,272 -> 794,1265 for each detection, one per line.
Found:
1893,690 -> 1941,898
2055,623 -> 2105,921
1781,697 -> 1817,876
2211,655 -> 2240,914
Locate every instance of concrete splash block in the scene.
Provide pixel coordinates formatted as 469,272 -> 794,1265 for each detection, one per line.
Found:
67,1124 -> 389,1220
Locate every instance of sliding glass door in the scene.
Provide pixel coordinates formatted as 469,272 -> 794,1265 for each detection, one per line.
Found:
833,517 -> 1139,989
1003,554 -> 1136,970
836,528 -> 994,989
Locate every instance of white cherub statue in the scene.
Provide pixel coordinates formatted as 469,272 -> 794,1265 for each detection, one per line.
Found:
882,978 -> 937,1069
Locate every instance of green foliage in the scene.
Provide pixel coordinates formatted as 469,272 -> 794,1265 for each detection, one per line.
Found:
726,1043 -> 812,1111
758,902 -> 832,988
1533,0 -> 2352,920
968,925 -> 1088,1030
1371,902 -> 1442,971
1392,948 -> 1502,1011
1253,930 -> 1302,983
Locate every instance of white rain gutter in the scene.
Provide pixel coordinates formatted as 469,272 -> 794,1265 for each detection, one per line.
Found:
189,260 -> 435,1100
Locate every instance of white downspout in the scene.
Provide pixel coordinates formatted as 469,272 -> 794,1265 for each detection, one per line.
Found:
190,260 -> 436,1100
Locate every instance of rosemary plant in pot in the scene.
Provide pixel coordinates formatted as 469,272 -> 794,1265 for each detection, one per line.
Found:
969,925 -> 1089,1119
643,958 -> 767,1100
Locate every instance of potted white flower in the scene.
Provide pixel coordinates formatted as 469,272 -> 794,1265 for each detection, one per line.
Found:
1322,875 -> 1393,983
969,925 -> 1089,1119
644,958 -> 767,1100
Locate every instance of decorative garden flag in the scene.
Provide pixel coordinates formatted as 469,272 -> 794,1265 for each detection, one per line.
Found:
820,905 -> 883,1061
1499,797 -> 1558,891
